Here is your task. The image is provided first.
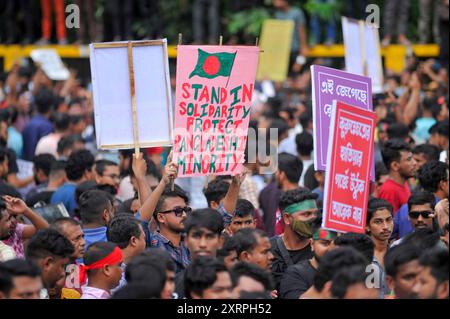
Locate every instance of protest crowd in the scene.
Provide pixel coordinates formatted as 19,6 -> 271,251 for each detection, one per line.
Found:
0,0 -> 449,300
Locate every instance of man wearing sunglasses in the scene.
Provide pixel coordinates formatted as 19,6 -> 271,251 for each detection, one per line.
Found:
392,191 -> 438,247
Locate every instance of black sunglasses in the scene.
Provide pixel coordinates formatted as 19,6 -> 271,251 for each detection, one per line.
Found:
158,206 -> 192,217
409,211 -> 433,219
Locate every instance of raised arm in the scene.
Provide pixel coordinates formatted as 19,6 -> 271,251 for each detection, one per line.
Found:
138,152 -> 178,222
3,195 -> 49,239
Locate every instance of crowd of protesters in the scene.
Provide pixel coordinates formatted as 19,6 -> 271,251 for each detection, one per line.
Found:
0,0 -> 449,300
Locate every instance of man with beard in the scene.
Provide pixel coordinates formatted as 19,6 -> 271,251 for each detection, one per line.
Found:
385,243 -> 422,299
149,185 -> 191,274
412,247 -> 449,299
366,197 -> 394,298
379,139 -> 417,213
392,191 -> 438,247
279,217 -> 336,299
270,188 -> 317,293
25,228 -> 74,299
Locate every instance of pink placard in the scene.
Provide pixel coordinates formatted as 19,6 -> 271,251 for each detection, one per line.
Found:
173,45 -> 259,177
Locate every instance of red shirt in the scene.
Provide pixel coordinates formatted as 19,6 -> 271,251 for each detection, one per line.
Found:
378,179 -> 411,214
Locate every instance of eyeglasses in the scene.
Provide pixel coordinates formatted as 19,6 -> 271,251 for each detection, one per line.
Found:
158,206 -> 192,217
409,211 -> 434,219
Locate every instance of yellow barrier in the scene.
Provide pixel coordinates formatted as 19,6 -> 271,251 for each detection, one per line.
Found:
0,44 -> 439,74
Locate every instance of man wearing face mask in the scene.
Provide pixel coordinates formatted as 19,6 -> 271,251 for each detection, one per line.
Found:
270,188 -> 318,293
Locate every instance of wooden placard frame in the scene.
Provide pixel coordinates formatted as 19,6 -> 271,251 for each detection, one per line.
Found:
90,39 -> 173,153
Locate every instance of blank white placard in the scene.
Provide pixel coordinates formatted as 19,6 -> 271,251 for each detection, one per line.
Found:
89,39 -> 173,149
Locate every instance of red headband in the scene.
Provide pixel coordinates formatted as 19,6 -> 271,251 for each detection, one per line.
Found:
79,246 -> 123,285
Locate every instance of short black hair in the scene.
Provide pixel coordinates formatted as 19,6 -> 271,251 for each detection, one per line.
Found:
49,160 -> 67,178
407,190 -> 436,212
65,149 -> 94,181
295,132 -> 314,157
57,134 -> 85,156
184,208 -> 224,236
413,144 -> 441,162
402,228 -> 440,250
419,247 -> 449,284
84,242 -> 118,271
112,282 -> 164,299
154,184 -> 189,219
375,161 -> 388,182
233,228 -> 268,257
184,256 -> 228,299
278,152 -> 303,184
279,188 -> 318,212
131,248 -> 176,273
331,265 -> 369,299
314,247 -> 367,292
25,229 -> 74,261
334,233 -> 374,264
34,88 -> 55,114
52,112 -> 70,132
429,121 -> 449,138
387,123 -> 410,140
217,235 -> 239,259
33,153 -> 56,177
234,199 -> 255,218
203,179 -> 230,207
79,189 -> 113,225
381,138 -> 411,170
366,197 -> 393,226
1,259 -> 41,278
95,159 -> 119,176
125,250 -> 171,284
417,160 -> 448,193
0,264 -> 12,296
384,243 -> 421,278
230,262 -> 274,291
107,214 -> 144,249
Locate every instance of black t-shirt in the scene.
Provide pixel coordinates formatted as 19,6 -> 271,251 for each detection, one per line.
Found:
270,236 -> 313,293
279,259 -> 316,299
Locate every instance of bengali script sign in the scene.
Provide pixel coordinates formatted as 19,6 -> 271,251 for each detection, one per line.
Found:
322,101 -> 376,234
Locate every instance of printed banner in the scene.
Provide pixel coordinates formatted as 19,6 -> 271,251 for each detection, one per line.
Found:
311,65 -> 374,179
322,101 -> 376,234
173,45 -> 259,177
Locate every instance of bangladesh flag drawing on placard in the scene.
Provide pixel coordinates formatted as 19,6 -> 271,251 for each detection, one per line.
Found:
189,49 -> 237,79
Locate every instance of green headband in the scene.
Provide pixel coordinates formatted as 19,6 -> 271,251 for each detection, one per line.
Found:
312,229 -> 338,241
283,200 -> 317,215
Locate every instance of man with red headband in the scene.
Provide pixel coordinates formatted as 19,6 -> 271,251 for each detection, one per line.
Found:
80,242 -> 123,299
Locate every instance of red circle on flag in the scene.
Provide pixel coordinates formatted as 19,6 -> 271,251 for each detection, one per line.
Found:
203,56 -> 220,75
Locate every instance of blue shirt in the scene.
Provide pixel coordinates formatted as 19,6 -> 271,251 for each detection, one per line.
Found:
393,195 -> 441,239
22,114 -> 54,161
50,183 -> 78,216
83,226 -> 108,250
148,229 -> 190,274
